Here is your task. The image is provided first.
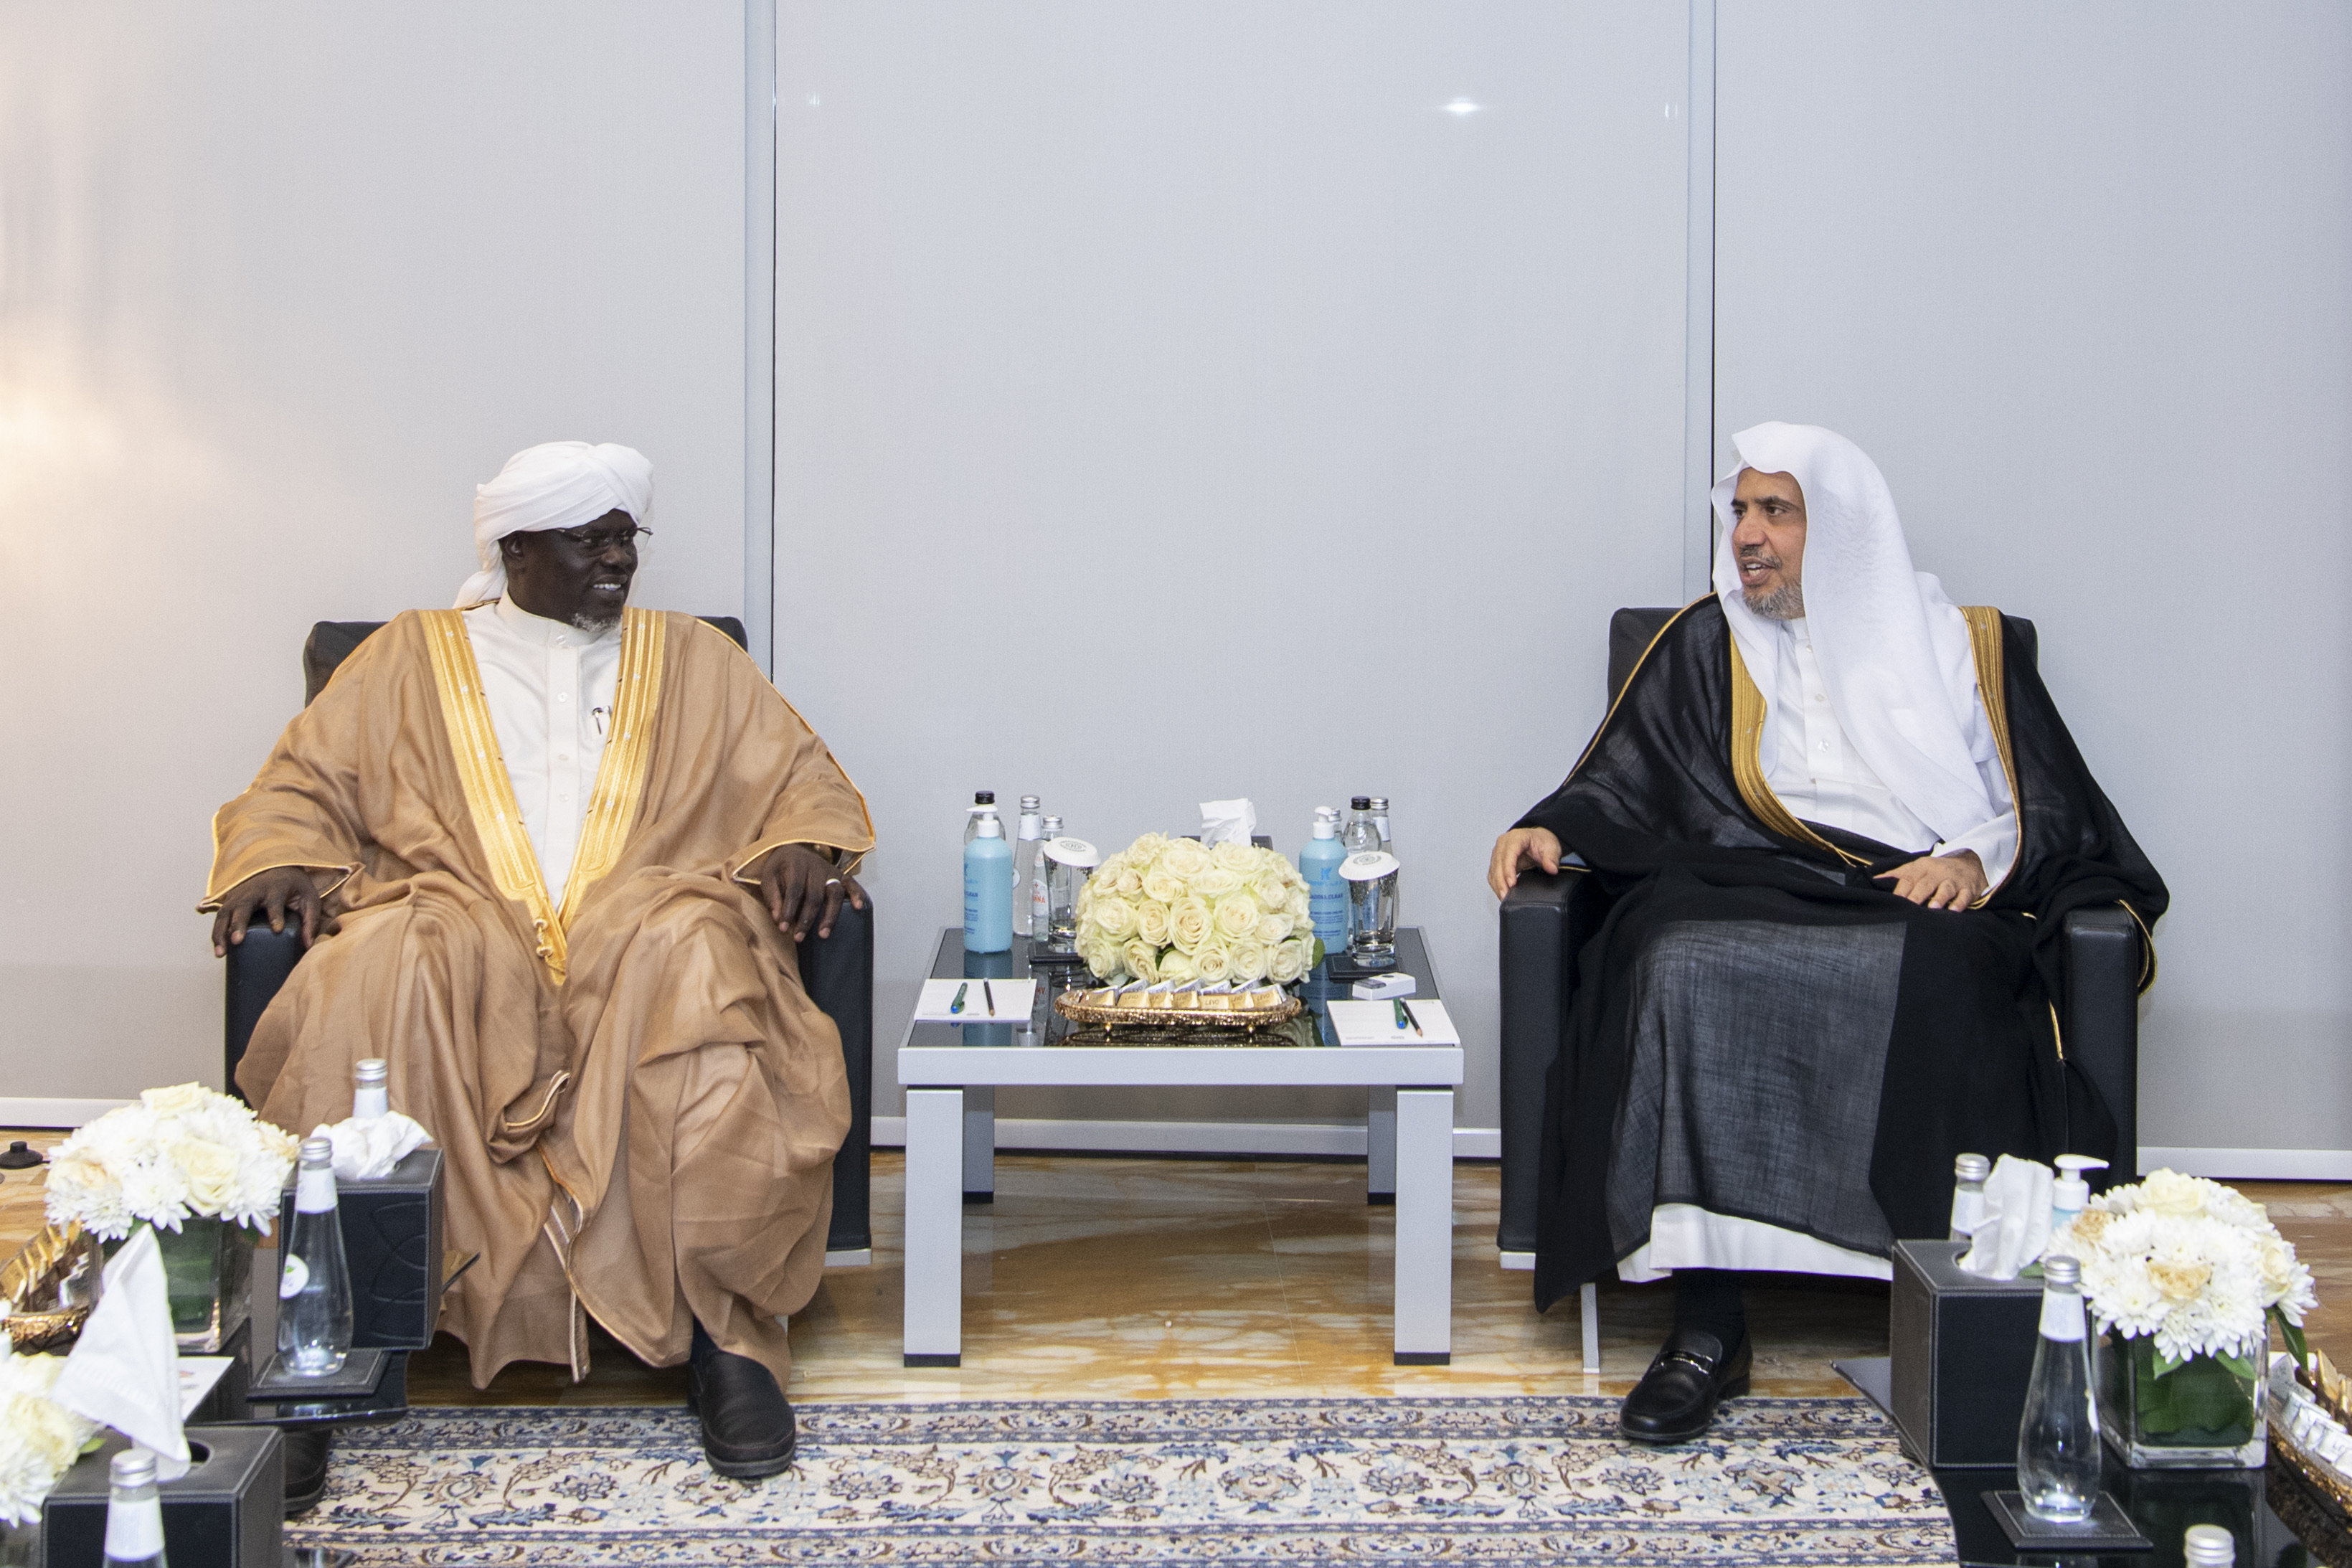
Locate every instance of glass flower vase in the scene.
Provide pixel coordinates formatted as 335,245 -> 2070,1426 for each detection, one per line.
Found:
108,1217 -> 254,1353
2097,1331 -> 2267,1469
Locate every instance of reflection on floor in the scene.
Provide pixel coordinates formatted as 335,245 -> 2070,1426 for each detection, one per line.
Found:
5,1136 -> 2346,1409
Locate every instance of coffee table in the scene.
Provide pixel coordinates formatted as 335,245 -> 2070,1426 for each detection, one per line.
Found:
897,928 -> 1463,1366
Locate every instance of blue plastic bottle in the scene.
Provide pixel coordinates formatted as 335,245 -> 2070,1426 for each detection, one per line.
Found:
1300,806 -> 1348,958
964,811 -> 1013,953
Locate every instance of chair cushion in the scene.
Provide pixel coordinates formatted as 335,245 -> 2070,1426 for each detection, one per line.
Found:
303,615 -> 750,707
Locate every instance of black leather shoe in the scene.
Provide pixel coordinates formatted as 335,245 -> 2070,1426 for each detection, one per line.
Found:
281,1426 -> 332,1516
688,1324 -> 798,1479
1618,1327 -> 1752,1445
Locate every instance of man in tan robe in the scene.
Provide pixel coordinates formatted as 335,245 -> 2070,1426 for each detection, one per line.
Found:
206,441 -> 872,1480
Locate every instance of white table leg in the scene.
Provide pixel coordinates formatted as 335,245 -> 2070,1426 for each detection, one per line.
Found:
903,1087 -> 964,1366
1392,1087 -> 1453,1364
1580,1281 -> 1600,1373
962,1084 -> 996,1202
1366,1085 -> 1397,1204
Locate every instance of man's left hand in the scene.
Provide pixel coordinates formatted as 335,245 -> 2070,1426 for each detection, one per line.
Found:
1874,849 -> 1987,910
750,844 -> 866,940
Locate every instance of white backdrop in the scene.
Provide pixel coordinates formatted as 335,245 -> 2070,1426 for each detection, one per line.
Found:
1714,0 -> 2352,1169
771,0 -> 1696,1139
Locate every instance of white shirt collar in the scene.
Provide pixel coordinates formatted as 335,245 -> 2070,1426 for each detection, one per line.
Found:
491,595 -> 620,650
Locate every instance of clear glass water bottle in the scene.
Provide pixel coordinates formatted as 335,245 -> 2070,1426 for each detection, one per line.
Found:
1367,796 -> 1392,853
1012,797 -> 1044,936
1341,797 -> 1381,855
1949,1153 -> 1990,1243
1027,813 -> 1060,943
278,1135 -> 354,1376
354,1057 -> 389,1120
103,1447 -> 169,1568
962,790 -> 997,844
2017,1254 -> 2101,1522
2183,1523 -> 2236,1565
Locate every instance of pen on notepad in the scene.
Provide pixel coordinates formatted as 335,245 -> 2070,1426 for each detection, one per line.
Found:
950,982 -> 968,1015
1392,1000 -> 1411,1031
983,981 -> 996,1016
1400,1001 -> 1425,1037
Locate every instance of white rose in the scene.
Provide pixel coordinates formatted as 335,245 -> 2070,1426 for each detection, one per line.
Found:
1256,910 -> 1294,945
1267,939 -> 1308,983
173,1138 -> 242,1216
1250,872 -> 1290,908
143,1083 -> 215,1120
1211,840 -> 1257,872
1193,943 -> 1232,983
1214,896 -> 1260,939
1189,866 -> 1242,899
1169,896 -> 1216,953
1135,900 -> 1173,948
1156,948 -> 1199,983
1226,938 -> 1270,983
1124,939 -> 1162,982
1285,887 -> 1310,920
1158,839 -> 1212,880
1127,833 -> 1171,864
1142,868 -> 1185,905
1113,866 -> 1146,898
1092,898 -> 1138,938
2139,1170 -> 2210,1217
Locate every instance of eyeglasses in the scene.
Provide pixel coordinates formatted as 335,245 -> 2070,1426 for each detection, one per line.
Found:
550,524 -> 650,551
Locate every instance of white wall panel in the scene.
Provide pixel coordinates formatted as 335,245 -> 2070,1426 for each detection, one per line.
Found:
1714,2 -> 2352,1153
774,1 -> 1694,1133
0,4 -> 750,1103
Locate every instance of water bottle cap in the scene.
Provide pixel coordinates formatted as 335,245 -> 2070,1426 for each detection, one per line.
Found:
1042,816 -> 1063,833
1954,1153 -> 1990,1181
299,1136 -> 336,1164
1368,797 -> 1389,811
1019,796 -> 1040,811
973,791 -> 995,805
2040,1254 -> 2081,1285
2183,1524 -> 2235,1564
354,1059 -> 389,1086
110,1449 -> 157,1488
1351,796 -> 1372,811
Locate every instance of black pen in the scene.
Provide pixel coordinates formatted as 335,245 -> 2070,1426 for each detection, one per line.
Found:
950,982 -> 968,1015
983,981 -> 996,1016
1400,1001 -> 1425,1038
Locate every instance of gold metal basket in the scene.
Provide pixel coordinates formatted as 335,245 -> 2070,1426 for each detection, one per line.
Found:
2,1222 -> 101,1354
1053,988 -> 1303,1034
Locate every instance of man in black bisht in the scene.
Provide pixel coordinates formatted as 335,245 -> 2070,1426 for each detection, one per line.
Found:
1488,422 -> 2165,1445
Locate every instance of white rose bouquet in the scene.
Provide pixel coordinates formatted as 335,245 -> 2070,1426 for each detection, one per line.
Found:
44,1084 -> 300,1241
0,1333 -> 98,1526
1075,836 -> 1317,985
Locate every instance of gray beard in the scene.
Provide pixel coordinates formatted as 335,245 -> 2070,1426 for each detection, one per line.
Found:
1743,579 -> 1805,620
570,608 -> 623,635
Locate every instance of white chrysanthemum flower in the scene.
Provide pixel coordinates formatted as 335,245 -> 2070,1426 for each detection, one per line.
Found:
2074,1169 -> 2314,1362
45,1085 -> 296,1239
0,1351 -> 100,1526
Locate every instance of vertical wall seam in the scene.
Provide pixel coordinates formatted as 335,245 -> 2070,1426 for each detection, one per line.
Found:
1683,0 -> 1719,598
745,0 -> 779,676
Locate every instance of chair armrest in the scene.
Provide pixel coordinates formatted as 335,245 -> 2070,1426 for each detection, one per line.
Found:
224,925 -> 308,1103
1497,869 -> 1607,1253
2061,905 -> 2141,1179
798,897 -> 874,1254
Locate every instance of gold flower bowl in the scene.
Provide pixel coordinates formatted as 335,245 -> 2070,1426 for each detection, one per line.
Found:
2,1222 -> 101,1354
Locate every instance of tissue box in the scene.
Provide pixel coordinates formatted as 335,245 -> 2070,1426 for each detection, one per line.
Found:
1889,1239 -> 2044,1468
42,1426 -> 283,1568
278,1146 -> 445,1351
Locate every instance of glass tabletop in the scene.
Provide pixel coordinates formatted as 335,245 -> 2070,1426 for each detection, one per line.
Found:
906,927 -> 1442,1051
187,1321 -> 410,1430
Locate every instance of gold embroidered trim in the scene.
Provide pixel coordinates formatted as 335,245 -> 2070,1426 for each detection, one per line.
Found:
1960,606 -> 2021,905
420,606 -> 668,983
2118,900 -> 2159,993
499,1070 -> 573,1135
1726,633 -> 1867,866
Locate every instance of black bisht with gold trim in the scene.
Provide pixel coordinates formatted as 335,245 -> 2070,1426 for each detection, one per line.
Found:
1513,597 -> 2165,1311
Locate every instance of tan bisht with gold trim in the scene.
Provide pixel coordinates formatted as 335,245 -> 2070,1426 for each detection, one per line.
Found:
206,609 -> 874,1389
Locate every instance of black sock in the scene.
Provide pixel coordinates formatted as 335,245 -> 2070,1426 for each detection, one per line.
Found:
1672,1268 -> 1747,1346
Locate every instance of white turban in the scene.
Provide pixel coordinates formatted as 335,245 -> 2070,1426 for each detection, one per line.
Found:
455,441 -> 654,608
1711,422 -> 1998,841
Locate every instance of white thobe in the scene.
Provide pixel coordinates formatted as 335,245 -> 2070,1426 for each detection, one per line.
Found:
461,598 -> 619,907
1620,616 -> 2018,1285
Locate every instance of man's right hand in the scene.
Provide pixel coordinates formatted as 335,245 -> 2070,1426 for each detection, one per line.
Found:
1488,826 -> 1564,899
211,867 -> 339,958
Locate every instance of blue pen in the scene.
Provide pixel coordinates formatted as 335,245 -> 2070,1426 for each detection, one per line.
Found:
1393,999 -> 1410,1031
950,982 -> 968,1016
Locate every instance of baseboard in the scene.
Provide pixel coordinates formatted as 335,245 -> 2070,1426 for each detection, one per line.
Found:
0,1097 -> 132,1129
870,1115 -> 1500,1161
2139,1146 -> 2352,1181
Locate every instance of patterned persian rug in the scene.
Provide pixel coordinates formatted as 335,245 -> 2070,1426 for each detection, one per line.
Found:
287,1395 -> 1956,1566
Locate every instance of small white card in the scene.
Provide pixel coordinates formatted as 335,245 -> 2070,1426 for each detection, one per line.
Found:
177,1356 -> 232,1417
1326,998 -> 1460,1046
914,978 -> 1037,1022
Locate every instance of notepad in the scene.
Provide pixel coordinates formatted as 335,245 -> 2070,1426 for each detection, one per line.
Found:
913,978 -> 1037,1022
1324,998 -> 1460,1046
178,1356 -> 232,1418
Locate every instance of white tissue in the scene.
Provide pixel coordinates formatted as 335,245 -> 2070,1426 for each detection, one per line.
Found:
1958,1154 -> 2055,1280
309,1113 -> 433,1181
50,1227 -> 191,1478
1199,798 -> 1257,848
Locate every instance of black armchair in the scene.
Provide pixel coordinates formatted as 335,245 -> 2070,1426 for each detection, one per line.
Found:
1495,608 -> 2142,1283
223,617 -> 875,1260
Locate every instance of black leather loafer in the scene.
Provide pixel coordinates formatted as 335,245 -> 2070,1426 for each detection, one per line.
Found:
1618,1327 -> 1752,1445
689,1327 -> 798,1479
281,1426 -> 332,1516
